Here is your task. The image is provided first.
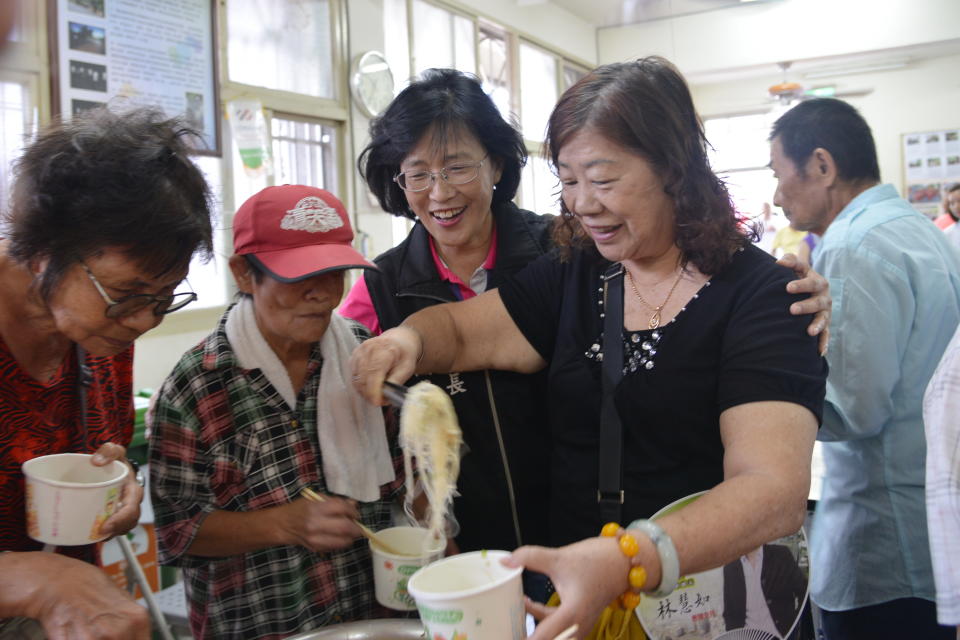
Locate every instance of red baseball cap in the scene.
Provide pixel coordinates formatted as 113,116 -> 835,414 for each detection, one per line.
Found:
233,185 -> 375,282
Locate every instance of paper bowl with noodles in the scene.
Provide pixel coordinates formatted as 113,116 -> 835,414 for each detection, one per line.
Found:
370,525 -> 445,610
408,550 -> 526,640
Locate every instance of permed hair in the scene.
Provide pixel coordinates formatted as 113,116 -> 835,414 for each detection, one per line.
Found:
545,57 -> 748,274
6,106 -> 214,301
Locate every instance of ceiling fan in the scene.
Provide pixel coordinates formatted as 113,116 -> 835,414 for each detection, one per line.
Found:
767,61 -> 873,107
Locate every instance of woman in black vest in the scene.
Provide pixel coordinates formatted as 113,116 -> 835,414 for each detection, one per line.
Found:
339,70 -> 556,562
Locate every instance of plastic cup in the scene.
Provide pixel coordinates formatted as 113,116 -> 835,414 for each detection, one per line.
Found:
22,453 -> 128,546
408,550 -> 526,640
369,526 -> 446,610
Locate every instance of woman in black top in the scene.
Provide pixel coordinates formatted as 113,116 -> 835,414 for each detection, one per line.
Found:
342,70 -> 829,559
350,57 -> 828,639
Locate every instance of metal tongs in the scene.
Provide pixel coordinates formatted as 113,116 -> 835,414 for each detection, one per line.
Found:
382,380 -> 408,407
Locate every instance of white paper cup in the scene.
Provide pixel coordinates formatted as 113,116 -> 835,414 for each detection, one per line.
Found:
408,550 -> 526,640
370,526 -> 445,610
22,453 -> 128,546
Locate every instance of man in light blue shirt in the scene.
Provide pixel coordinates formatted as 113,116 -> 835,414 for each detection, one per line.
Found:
769,98 -> 960,640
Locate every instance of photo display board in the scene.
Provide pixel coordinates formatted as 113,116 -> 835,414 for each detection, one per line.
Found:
902,128 -> 960,217
51,0 -> 220,154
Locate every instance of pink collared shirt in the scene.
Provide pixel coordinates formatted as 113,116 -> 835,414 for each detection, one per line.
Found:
338,228 -> 498,335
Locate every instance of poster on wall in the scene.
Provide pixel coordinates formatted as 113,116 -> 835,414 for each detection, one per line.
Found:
903,128 -> 960,217
50,0 -> 220,155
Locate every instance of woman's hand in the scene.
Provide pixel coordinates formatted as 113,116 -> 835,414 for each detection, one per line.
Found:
91,443 -> 142,538
350,325 -> 423,405
779,252 -> 831,354
280,494 -> 364,553
0,551 -> 150,640
504,538 -> 633,640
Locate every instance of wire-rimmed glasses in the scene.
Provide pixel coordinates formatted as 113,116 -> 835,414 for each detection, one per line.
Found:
82,263 -> 197,319
393,156 -> 487,192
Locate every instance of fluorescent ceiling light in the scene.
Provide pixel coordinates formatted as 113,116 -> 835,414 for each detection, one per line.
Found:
803,59 -> 909,80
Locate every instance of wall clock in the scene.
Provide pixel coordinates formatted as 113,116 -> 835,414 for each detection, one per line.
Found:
351,51 -> 395,119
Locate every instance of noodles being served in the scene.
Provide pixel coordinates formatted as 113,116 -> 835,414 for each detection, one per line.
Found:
400,381 -> 463,545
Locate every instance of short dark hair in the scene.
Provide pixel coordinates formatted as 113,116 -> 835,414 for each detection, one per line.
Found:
358,68 -> 527,220
770,97 -> 880,183
545,56 -> 746,274
6,106 -> 214,301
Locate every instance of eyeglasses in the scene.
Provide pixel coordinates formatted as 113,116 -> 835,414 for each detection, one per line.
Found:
393,156 -> 487,192
82,263 -> 197,319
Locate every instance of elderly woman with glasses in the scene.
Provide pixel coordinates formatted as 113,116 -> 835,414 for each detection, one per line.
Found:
0,106 -> 213,640
339,68 -> 830,584
339,69 -> 556,569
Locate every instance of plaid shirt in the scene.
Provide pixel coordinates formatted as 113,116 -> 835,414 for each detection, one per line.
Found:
148,309 -> 405,639
924,324 -> 960,625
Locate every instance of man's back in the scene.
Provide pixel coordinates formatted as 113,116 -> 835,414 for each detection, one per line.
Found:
811,183 -> 960,610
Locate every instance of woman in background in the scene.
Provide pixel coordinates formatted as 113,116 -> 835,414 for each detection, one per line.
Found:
339,69 -> 555,560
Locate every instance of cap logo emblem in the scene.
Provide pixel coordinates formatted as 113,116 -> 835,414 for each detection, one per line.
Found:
280,196 -> 344,233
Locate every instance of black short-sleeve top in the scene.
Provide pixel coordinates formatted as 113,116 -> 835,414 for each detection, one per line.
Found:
498,244 -> 827,546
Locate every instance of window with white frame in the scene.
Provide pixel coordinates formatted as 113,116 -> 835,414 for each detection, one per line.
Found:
383,0 -> 411,94
516,46 -> 587,214
520,153 -> 560,216
226,0 -> 335,99
704,110 -> 788,252
562,63 -> 587,91
187,155 -> 228,309
478,24 -> 512,122
271,115 -> 338,190
0,79 -> 31,214
411,0 -> 475,75
519,42 -> 556,144
0,1 -> 42,219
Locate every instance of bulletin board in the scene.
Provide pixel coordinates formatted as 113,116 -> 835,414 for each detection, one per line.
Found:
902,128 -> 960,217
48,0 -> 221,155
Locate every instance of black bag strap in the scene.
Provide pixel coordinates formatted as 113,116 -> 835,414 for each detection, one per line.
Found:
75,344 -> 93,451
598,263 -> 625,524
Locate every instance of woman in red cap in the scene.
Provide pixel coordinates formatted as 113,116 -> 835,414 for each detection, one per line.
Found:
148,185 -> 406,639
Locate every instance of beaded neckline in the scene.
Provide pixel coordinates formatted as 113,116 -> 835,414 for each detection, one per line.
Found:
584,268 -> 712,376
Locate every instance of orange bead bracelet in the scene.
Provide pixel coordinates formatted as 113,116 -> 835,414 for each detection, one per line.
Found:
600,521 -> 648,610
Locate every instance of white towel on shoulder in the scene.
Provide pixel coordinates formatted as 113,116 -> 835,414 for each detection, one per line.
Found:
225,298 -> 395,502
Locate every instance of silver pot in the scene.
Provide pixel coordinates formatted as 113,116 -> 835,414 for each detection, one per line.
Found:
284,619 -> 426,639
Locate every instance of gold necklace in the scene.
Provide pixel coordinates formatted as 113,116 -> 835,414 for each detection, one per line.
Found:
625,267 -> 684,329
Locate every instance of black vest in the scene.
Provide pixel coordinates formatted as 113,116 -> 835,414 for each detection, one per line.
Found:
365,202 -> 554,551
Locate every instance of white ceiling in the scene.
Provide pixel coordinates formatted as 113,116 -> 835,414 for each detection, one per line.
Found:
685,38 -> 960,86
521,0 -> 960,86
534,0 -> 764,28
